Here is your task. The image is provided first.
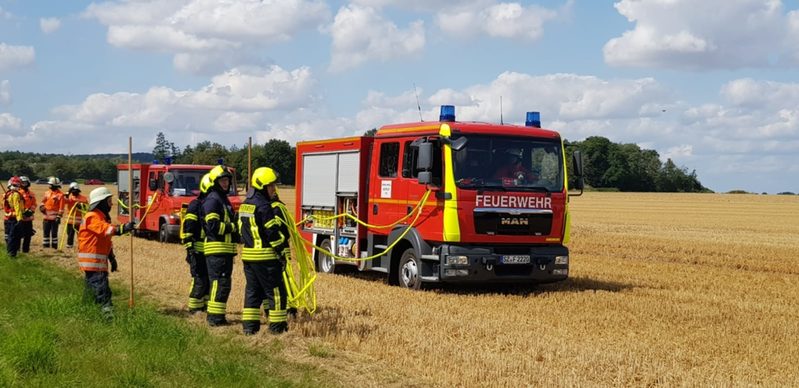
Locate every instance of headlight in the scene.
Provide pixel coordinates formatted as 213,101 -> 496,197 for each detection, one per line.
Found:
554,255 -> 568,265
553,268 -> 568,276
446,255 -> 469,265
444,269 -> 469,277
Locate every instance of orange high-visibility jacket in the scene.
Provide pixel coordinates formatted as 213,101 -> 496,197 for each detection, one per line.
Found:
20,188 -> 36,222
41,189 -> 65,221
65,194 -> 89,225
77,210 -> 118,272
3,190 -> 23,221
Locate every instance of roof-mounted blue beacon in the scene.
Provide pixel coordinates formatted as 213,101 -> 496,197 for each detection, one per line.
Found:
439,105 -> 456,122
525,111 -> 541,128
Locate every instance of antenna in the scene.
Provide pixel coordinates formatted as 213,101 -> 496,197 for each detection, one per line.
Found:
500,96 -> 504,125
414,83 -> 423,122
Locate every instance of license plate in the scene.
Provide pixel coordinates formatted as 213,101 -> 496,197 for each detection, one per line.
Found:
500,255 -> 531,264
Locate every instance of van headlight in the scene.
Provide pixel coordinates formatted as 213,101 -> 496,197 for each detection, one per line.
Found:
446,255 -> 469,265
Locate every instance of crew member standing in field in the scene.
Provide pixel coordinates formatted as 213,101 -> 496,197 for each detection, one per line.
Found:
78,187 -> 134,318
238,167 -> 292,335
4,177 -> 24,257
40,177 -> 65,249
64,182 -> 89,249
202,165 -> 238,327
180,173 -> 212,314
3,179 -> 14,247
18,176 -> 36,253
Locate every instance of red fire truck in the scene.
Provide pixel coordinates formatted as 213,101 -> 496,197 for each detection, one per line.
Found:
295,105 -> 584,288
117,162 -> 242,242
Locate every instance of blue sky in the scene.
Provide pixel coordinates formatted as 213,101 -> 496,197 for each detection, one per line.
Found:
1,0 -> 798,193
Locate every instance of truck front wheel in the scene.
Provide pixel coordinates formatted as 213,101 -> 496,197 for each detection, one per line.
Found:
159,222 -> 168,243
316,238 -> 335,274
397,248 -> 422,290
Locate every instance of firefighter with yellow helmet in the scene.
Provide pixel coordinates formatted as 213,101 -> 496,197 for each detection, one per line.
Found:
180,173 -> 212,314
202,165 -> 238,326
238,167 -> 291,334
4,177 -> 24,257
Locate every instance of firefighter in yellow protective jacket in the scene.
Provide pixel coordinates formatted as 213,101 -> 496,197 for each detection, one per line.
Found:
202,166 -> 238,327
4,177 -> 24,257
238,167 -> 291,335
78,187 -> 134,317
180,173 -> 212,314
64,182 -> 89,249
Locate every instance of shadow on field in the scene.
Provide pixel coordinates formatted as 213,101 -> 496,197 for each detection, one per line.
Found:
333,267 -> 631,296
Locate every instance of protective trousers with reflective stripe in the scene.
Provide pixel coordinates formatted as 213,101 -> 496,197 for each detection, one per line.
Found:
187,251 -> 209,311
206,254 -> 234,324
242,260 -> 288,333
42,219 -> 59,248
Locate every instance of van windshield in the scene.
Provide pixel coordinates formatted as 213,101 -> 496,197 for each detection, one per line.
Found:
452,135 -> 563,192
169,169 -> 238,197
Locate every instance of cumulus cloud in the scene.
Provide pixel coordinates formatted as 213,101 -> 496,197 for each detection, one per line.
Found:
0,113 -> 24,135
437,2 -> 558,41
604,0 -> 799,69
0,43 -> 35,72
0,80 -> 10,105
329,4 -> 425,71
84,0 -> 330,73
40,17 -> 62,34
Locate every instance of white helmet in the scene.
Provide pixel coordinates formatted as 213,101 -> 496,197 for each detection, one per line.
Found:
89,187 -> 113,209
48,176 -> 61,186
69,182 -> 80,191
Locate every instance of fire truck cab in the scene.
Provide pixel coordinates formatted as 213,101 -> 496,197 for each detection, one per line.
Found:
296,106 -> 583,288
117,162 -> 241,242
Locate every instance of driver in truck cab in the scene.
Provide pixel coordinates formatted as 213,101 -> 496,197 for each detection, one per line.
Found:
492,148 -> 536,184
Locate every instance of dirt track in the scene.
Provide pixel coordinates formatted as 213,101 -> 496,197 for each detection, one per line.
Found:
16,185 -> 799,386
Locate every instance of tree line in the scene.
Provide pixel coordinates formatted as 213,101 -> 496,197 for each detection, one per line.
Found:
2,132 -> 707,192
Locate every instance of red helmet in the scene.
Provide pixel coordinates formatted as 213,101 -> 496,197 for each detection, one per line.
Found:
9,176 -> 22,187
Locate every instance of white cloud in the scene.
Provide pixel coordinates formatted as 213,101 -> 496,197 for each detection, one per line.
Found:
438,2 -> 558,41
605,0 -> 799,69
40,17 -> 62,34
0,43 -> 35,72
0,113 -> 24,135
0,6 -> 12,19
329,4 -> 425,71
0,80 -> 10,105
85,0 -> 330,73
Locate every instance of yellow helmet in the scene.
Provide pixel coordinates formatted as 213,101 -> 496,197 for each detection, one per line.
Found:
199,173 -> 213,194
251,167 -> 279,190
208,165 -> 232,183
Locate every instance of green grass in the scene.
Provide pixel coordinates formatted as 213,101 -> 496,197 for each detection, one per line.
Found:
0,248 -> 334,387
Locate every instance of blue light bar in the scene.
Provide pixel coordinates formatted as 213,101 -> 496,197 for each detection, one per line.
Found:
164,156 -> 173,165
525,111 -> 541,128
153,159 -> 159,164
439,105 -> 456,122
217,158 -> 224,165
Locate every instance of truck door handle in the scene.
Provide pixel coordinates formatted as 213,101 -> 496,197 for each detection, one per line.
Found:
373,204 -> 378,215
407,206 -> 413,214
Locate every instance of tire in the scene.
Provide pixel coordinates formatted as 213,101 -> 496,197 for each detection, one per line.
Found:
316,238 -> 335,274
159,222 -> 168,243
396,248 -> 422,290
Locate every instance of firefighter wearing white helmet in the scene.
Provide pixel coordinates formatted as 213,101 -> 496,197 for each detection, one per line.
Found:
77,187 -> 135,318
17,176 -> 36,253
202,165 -> 237,326
40,177 -> 65,249
64,182 -> 89,249
179,173 -> 212,314
238,167 -> 291,334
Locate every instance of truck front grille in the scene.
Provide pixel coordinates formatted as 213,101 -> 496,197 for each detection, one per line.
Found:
473,211 -> 552,236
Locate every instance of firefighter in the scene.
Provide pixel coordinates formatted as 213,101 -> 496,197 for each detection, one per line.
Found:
64,182 -> 89,249
3,178 -> 13,246
238,167 -> 291,335
180,173 -> 212,314
78,187 -> 135,318
202,165 -> 238,326
18,176 -> 36,253
40,177 -> 65,249
4,177 -> 24,257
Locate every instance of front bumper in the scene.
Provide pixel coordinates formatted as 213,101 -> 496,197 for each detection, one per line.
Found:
430,244 -> 569,284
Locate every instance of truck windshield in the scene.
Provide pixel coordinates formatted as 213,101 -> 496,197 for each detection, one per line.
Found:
452,135 -> 563,192
170,170 -> 207,196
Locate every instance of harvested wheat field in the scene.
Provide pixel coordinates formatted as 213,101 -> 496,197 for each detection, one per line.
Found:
22,185 -> 799,386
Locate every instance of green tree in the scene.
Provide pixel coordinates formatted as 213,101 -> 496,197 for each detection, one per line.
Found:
152,132 -> 180,162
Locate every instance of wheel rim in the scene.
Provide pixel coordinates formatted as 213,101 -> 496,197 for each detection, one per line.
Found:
401,259 -> 418,287
320,253 -> 334,273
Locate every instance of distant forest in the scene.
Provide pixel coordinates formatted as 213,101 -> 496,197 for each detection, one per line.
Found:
2,132 -> 709,192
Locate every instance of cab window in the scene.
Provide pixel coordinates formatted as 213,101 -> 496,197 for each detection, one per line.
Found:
379,142 -> 400,178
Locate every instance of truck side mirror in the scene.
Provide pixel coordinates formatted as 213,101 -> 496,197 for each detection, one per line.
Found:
450,136 -> 467,151
163,172 -> 175,183
570,150 -> 584,196
148,179 -> 158,191
416,142 -> 433,171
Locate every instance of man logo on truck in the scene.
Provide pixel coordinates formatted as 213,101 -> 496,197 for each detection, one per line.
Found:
500,217 -> 529,226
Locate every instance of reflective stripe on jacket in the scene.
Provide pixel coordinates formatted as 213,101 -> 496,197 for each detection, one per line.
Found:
180,197 -> 206,252
42,190 -> 65,220
202,190 -> 236,255
78,210 -> 117,272
237,191 -> 290,262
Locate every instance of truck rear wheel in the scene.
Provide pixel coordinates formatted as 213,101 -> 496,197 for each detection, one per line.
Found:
316,238 -> 335,273
159,222 -> 168,243
397,248 -> 422,290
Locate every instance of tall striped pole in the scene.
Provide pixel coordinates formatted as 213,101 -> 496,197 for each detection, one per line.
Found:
128,137 -> 135,308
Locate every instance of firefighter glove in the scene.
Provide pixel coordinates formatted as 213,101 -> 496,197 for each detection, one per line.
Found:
39,205 -> 45,214
185,247 -> 196,264
109,251 -> 118,272
225,221 -> 237,234
55,215 -> 62,223
117,222 -> 135,235
22,209 -> 34,218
